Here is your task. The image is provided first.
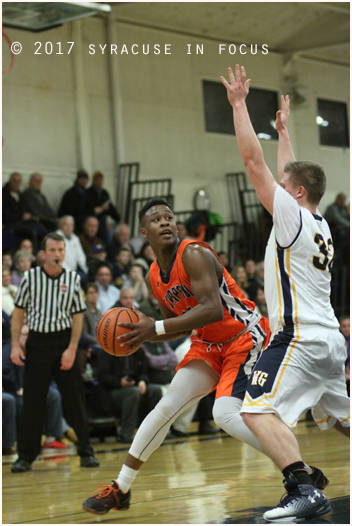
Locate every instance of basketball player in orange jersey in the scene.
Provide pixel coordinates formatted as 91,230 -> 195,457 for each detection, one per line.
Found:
82,199 -> 328,515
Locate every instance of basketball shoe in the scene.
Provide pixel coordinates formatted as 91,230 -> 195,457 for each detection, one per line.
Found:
263,477 -> 331,522
82,481 -> 130,515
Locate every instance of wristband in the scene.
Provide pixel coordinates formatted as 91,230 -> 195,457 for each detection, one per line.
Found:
155,320 -> 166,336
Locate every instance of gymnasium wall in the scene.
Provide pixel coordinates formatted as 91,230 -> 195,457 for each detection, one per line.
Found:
2,16 -> 349,220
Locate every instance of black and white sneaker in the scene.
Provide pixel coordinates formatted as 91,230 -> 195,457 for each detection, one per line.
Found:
263,478 -> 331,522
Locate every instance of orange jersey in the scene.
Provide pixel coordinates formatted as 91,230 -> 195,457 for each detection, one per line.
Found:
149,239 -> 260,343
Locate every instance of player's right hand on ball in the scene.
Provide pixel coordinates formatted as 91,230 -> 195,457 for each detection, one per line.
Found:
118,306 -> 156,349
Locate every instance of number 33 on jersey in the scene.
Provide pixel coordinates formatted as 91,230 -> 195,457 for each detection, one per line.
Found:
265,192 -> 339,334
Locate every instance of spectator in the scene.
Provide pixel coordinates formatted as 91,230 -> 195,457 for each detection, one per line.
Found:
176,221 -> 187,240
122,264 -> 149,304
21,173 -> 58,243
138,290 -> 163,321
2,172 -> 34,249
16,238 -> 36,267
112,247 -> 131,289
230,265 -> 249,298
11,250 -> 32,287
84,171 -> 120,244
244,259 -> 256,283
2,172 -> 25,227
246,260 -> 265,301
217,251 -> 231,273
2,393 -> 16,455
140,340 -> 177,396
95,263 -> 120,313
79,216 -> 104,260
107,223 -> 134,263
339,316 -> 350,397
78,282 -> 103,375
87,244 -> 108,281
113,286 -> 136,310
255,287 -> 269,318
2,315 -> 67,453
324,192 -> 350,234
58,169 -> 89,233
96,347 -> 162,443
56,216 -> 88,277
2,268 -> 18,316
324,192 -> 350,265
134,242 -> 155,275
2,253 -> 13,271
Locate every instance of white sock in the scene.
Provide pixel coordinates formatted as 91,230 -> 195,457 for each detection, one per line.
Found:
45,436 -> 55,443
116,464 -> 138,493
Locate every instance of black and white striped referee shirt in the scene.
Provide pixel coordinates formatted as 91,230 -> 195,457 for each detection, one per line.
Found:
14,267 -> 86,333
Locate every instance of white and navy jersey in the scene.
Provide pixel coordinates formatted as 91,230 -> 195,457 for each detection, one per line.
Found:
264,186 -> 338,334
14,267 -> 86,333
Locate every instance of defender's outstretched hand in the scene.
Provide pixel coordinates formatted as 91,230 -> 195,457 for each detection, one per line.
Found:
275,95 -> 290,133
220,65 -> 251,106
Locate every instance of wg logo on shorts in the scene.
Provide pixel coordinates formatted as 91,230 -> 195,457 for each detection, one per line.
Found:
251,370 -> 268,387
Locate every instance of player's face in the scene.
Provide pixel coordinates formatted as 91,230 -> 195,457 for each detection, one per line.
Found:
141,205 -> 177,248
43,240 -> 66,268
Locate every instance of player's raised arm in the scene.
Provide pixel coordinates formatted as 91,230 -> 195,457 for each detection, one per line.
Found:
220,65 -> 277,215
276,95 -> 296,181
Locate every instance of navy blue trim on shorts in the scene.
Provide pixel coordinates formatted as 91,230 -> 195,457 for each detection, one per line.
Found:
246,327 -> 294,400
231,350 -> 255,400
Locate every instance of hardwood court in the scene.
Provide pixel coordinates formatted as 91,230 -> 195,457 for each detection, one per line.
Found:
2,421 -> 350,524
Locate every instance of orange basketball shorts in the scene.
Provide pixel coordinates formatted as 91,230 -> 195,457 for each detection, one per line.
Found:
176,317 -> 271,400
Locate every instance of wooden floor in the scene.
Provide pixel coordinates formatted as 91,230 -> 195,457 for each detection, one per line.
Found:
2,421 -> 350,524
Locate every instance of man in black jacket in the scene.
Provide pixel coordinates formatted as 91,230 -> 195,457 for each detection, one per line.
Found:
96,349 -> 161,443
58,170 -> 89,233
84,171 -> 120,244
2,173 -> 34,249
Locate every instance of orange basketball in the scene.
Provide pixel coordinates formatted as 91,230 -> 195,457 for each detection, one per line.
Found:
96,307 -> 140,357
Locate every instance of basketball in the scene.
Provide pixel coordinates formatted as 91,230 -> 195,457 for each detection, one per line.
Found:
96,307 -> 140,357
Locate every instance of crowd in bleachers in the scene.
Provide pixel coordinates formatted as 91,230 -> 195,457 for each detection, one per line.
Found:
2,170 -> 350,453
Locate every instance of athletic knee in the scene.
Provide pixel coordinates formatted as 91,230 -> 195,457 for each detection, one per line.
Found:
213,397 -> 242,434
212,403 -> 227,429
154,395 -> 181,422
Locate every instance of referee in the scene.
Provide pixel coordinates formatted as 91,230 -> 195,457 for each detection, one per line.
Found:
10,232 -> 99,472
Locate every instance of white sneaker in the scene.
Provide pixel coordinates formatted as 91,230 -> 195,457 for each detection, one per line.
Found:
263,480 -> 331,522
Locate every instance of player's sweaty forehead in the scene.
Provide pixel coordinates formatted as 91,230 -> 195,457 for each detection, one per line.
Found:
145,205 -> 173,220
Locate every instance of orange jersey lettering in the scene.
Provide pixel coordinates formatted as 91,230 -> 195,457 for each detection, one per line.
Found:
149,240 -> 260,343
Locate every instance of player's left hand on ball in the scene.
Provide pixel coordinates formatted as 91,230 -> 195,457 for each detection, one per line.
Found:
118,306 -> 155,347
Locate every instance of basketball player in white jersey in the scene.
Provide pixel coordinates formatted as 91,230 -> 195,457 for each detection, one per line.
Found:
221,65 -> 350,522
